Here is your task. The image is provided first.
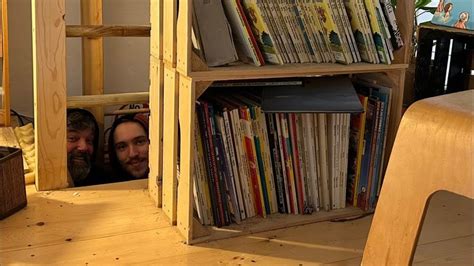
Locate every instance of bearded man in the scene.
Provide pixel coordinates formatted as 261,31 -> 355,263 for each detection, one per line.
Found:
66,108 -> 107,187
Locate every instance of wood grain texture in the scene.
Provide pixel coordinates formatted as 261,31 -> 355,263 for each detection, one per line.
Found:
1,0 -> 9,126
362,90 -> 474,265
66,25 -> 150,37
148,56 -> 163,207
148,0 -> 164,208
81,0 -> 104,166
163,0 -> 177,65
149,0 -> 162,59
186,63 -> 408,81
176,75 -> 194,242
162,65 -> 179,224
176,0 -> 191,75
32,0 -> 68,190
0,184 -> 471,264
67,92 -> 149,108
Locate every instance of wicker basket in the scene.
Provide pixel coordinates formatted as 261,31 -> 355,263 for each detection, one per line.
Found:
0,146 -> 27,219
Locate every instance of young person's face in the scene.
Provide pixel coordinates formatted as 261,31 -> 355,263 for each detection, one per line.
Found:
113,122 -> 149,179
67,128 -> 94,182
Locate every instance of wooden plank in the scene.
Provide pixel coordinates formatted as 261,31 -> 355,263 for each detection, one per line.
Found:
176,0 -> 191,75
148,56 -> 164,207
176,75 -> 195,243
67,92 -> 149,108
66,25 -> 151,37
31,0 -> 68,190
148,0 -> 164,208
0,183 -> 471,264
150,0 -> 162,59
163,0 -> 177,65
81,0 -> 104,165
362,91 -> 474,265
104,108 -> 149,116
162,65 -> 179,224
186,63 -> 409,81
1,0 -> 9,126
392,0 -> 415,64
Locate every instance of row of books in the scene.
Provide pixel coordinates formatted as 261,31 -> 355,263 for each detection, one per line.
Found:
192,0 -> 403,67
192,80 -> 391,226
347,79 -> 392,211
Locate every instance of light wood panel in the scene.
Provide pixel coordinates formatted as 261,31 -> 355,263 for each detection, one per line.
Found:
163,0 -> 177,65
150,0 -> 163,60
81,0 -> 104,165
162,65 -> 179,224
67,92 -> 149,108
176,0 -> 191,75
176,75 -> 195,242
32,0 -> 68,190
0,184 -> 471,264
66,25 -> 150,37
148,0 -> 164,208
187,63 -> 408,81
148,56 -> 163,207
362,90 -> 474,265
1,0 -> 9,126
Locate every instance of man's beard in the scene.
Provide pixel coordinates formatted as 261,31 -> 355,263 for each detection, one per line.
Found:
68,150 -> 92,183
120,155 -> 148,179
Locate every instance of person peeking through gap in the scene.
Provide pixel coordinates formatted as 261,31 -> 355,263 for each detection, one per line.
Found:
108,113 -> 149,181
66,108 -> 108,187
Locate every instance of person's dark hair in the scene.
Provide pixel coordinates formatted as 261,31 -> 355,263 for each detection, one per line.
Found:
67,108 -> 99,159
107,113 -> 149,178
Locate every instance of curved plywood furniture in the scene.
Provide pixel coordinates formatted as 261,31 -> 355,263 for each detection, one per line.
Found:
362,90 -> 474,265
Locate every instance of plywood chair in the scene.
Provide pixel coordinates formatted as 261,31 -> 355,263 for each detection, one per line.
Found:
362,90 -> 474,265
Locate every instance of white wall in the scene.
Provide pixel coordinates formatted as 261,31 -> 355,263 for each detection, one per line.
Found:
9,0 -> 150,117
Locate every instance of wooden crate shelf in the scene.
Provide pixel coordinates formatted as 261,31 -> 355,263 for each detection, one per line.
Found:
189,207 -> 364,244
151,0 -> 415,244
187,63 -> 409,81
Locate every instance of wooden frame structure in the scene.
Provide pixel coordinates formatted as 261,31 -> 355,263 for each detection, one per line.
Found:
153,0 -> 415,244
31,0 -> 161,207
0,0 -> 9,126
32,0 -> 415,245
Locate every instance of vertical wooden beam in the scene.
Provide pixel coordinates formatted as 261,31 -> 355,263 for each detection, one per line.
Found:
81,0 -> 104,163
393,0 -> 415,64
148,0 -> 164,207
163,0 -> 177,65
1,0 -> 10,126
177,75 -> 195,243
162,65 -> 179,224
32,0 -> 68,190
148,57 -> 164,206
176,0 -> 192,75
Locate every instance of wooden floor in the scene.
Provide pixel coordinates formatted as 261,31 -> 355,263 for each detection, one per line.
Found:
0,180 -> 472,265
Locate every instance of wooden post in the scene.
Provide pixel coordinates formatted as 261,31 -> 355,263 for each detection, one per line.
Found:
162,65 -> 179,224
32,0 -> 68,190
176,0 -> 192,75
81,0 -> 104,164
148,0 -> 164,207
0,0 -> 10,126
176,75 -> 194,242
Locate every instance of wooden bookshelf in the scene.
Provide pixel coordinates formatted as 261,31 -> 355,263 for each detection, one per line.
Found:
150,0 -> 415,243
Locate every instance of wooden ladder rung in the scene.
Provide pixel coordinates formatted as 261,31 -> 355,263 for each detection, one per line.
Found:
66,25 -> 151,37
67,92 -> 149,108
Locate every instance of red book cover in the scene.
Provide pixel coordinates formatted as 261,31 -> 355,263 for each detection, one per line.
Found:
239,107 -> 264,217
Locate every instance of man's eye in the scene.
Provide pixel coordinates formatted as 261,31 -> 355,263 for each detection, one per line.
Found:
116,144 -> 127,151
68,136 -> 78,142
135,138 -> 148,146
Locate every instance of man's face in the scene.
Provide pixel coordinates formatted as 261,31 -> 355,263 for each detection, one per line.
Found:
67,128 -> 94,182
113,122 -> 149,179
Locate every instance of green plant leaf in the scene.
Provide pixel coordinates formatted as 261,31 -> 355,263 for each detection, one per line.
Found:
415,0 -> 432,9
